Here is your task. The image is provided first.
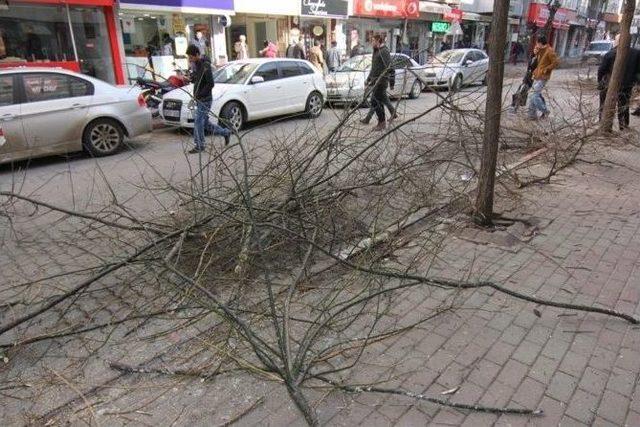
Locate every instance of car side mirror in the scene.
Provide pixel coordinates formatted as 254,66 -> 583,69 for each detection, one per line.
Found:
465,60 -> 473,66
250,75 -> 265,84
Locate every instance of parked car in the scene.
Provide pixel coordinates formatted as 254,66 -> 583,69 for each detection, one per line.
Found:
324,53 -> 426,105
0,68 -> 152,165
160,58 -> 326,131
422,48 -> 489,91
582,40 -> 614,64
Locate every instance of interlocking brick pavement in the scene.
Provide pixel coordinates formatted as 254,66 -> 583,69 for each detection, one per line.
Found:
1,72 -> 639,426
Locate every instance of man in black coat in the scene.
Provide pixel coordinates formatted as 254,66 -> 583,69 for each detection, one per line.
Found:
598,34 -> 640,129
365,34 -> 392,131
186,44 -> 230,154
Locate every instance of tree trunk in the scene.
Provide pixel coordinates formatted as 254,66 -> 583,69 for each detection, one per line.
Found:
543,0 -> 561,38
600,0 -> 636,132
473,0 -> 511,225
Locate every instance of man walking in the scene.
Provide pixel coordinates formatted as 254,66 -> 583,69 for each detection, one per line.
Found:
527,36 -> 559,121
326,41 -> 341,72
598,34 -> 640,130
186,44 -> 230,154
308,40 -> 326,73
365,34 -> 392,131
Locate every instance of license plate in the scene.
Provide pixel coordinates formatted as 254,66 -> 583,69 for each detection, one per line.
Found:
163,109 -> 180,118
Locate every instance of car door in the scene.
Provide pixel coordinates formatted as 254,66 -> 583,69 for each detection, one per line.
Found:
278,61 -> 307,112
19,72 -> 92,153
0,74 -> 28,162
475,50 -> 489,81
388,55 -> 406,98
460,52 -> 476,82
246,62 -> 284,119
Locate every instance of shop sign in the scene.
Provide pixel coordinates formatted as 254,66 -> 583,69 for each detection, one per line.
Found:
443,8 -> 462,23
120,0 -> 233,12
431,21 -> 451,33
301,0 -> 348,18
527,3 -> 576,30
353,0 -> 420,19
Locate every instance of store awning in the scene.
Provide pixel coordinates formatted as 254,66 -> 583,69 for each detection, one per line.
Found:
419,1 -> 451,15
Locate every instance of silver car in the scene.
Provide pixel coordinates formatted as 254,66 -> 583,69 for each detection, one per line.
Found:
0,68 -> 152,164
422,48 -> 489,91
325,54 -> 426,105
582,40 -> 614,65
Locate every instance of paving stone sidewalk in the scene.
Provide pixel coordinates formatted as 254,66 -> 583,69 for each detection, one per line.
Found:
30,139 -> 638,427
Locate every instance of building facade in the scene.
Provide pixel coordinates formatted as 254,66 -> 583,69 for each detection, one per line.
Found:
117,0 -> 233,82
0,0 -> 125,84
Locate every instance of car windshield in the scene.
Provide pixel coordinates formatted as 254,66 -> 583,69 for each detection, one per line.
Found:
433,50 -> 465,65
589,42 -> 611,52
213,63 -> 259,84
337,56 -> 372,72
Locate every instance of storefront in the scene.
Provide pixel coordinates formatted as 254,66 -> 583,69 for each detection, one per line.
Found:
417,1 -> 452,61
0,0 -> 124,84
230,0 -> 296,59
298,0 -> 349,56
527,3 -> 576,55
118,0 -> 232,82
349,0 -> 420,54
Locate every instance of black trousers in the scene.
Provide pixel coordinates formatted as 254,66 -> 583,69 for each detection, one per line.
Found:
371,80 -> 390,123
599,86 -> 633,129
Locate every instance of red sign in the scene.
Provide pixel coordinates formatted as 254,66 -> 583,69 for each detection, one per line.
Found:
444,8 -> 463,23
353,0 -> 420,18
527,3 -> 577,30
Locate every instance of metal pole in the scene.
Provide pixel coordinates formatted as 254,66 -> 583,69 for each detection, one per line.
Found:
66,4 -> 79,62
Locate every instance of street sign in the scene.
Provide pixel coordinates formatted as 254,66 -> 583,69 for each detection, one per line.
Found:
444,8 -> 463,23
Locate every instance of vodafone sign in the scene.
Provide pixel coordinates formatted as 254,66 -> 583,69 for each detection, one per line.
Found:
353,0 -> 420,18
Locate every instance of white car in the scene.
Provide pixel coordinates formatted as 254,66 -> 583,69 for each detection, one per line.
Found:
582,40 -> 614,64
0,68 -> 152,164
325,53 -> 426,105
422,49 -> 489,91
161,58 -> 327,131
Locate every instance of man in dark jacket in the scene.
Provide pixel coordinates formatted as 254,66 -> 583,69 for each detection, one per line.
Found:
186,44 -> 230,153
598,34 -> 640,129
365,34 -> 392,130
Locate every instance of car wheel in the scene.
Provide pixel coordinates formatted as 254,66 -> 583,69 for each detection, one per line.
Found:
450,74 -> 462,92
83,118 -> 124,157
481,73 -> 488,86
220,101 -> 244,131
409,80 -> 421,99
306,91 -> 324,118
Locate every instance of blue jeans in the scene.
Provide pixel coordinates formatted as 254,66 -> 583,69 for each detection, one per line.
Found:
528,79 -> 548,119
193,100 -> 230,150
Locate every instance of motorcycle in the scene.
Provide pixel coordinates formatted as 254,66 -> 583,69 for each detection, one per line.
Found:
136,72 -> 188,117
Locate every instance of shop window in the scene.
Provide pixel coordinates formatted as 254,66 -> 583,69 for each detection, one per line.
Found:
0,4 -> 75,63
0,76 -> 15,107
255,63 -> 280,82
68,7 -> 115,84
279,61 -> 303,78
22,73 -> 92,103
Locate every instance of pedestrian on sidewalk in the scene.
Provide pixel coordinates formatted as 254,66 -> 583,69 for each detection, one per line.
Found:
527,36 -> 559,121
598,34 -> 640,130
259,40 -> 278,58
186,44 -> 230,154
364,34 -> 392,131
326,41 -> 341,72
308,40 -> 326,74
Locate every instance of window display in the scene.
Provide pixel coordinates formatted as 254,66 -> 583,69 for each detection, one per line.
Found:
120,11 -> 212,82
0,4 -> 74,63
